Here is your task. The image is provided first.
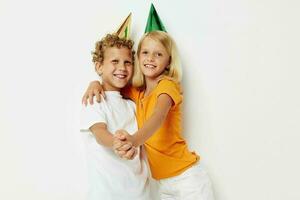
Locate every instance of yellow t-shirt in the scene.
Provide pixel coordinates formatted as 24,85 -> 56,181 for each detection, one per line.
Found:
123,78 -> 199,180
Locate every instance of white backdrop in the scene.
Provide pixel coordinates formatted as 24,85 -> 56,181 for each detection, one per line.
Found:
1,0 -> 300,199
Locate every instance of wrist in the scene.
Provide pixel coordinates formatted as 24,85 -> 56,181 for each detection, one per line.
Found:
132,133 -> 141,147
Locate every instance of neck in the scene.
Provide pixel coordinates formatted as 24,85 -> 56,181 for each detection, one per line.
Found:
144,75 -> 164,94
102,83 -> 121,92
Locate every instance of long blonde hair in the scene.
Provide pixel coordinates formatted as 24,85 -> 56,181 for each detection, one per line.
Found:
132,31 -> 182,87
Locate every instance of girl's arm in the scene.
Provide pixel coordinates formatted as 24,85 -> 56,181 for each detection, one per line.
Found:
81,81 -> 135,105
82,81 -> 104,105
114,94 -> 172,150
132,93 -> 173,146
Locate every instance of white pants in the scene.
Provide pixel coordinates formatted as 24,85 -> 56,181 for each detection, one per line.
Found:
158,162 -> 215,200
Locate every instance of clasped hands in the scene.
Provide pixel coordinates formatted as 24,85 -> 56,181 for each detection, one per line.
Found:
113,130 -> 137,160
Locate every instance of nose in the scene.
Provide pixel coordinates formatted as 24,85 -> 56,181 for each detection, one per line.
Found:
117,62 -> 126,70
146,54 -> 155,62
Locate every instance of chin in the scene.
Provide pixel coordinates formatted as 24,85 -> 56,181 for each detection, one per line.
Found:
145,73 -> 159,79
113,82 -> 127,88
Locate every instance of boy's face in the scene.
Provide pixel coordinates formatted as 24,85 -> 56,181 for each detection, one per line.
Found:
96,47 -> 133,91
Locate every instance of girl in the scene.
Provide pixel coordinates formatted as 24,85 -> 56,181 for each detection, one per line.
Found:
82,31 -> 215,200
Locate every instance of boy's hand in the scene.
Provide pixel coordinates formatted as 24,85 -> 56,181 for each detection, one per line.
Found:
119,147 -> 137,160
113,130 -> 137,160
82,81 -> 105,105
114,130 -> 135,147
113,139 -> 137,160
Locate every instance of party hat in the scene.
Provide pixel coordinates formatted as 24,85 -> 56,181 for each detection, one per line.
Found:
144,3 -> 166,33
115,13 -> 132,39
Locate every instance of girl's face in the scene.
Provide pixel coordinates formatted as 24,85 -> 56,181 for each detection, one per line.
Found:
138,37 -> 170,80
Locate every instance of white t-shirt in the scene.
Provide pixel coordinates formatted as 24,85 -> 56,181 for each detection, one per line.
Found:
80,91 -> 150,200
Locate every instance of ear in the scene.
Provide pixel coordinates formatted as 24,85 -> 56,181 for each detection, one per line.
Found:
165,66 -> 170,71
165,57 -> 171,71
95,62 -> 103,76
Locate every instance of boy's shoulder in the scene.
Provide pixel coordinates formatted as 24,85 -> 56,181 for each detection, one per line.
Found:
82,97 -> 105,111
121,97 -> 136,110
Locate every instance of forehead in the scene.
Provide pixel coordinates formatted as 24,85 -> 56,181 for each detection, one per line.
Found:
141,37 -> 167,52
104,46 -> 132,58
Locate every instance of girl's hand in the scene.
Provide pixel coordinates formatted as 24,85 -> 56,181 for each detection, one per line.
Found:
115,146 -> 137,160
123,147 -> 137,160
81,81 -> 105,105
113,139 -> 137,160
114,130 -> 136,147
113,130 -> 137,160
113,130 -> 133,152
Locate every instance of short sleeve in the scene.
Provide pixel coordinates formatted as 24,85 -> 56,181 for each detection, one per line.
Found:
80,101 -> 106,131
155,79 -> 182,107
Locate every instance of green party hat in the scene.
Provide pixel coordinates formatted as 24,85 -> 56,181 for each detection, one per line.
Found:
144,4 -> 166,33
115,13 -> 132,39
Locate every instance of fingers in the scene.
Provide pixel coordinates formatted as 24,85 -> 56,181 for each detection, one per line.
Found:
115,130 -> 129,140
118,143 -> 133,151
95,89 -> 101,103
113,140 -> 122,150
88,92 -> 94,105
115,130 -> 128,141
100,89 -> 106,99
131,148 -> 138,159
113,137 -> 124,150
82,93 -> 88,106
123,148 -> 137,160
115,129 -> 127,135
114,132 -> 126,141
113,139 -> 131,151
113,137 -> 136,160
82,81 -> 104,105
114,147 -> 136,160
114,149 -> 126,157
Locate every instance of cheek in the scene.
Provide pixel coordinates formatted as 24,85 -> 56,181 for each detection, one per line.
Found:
159,59 -> 170,69
138,55 -> 145,62
127,66 -> 133,75
165,57 -> 171,66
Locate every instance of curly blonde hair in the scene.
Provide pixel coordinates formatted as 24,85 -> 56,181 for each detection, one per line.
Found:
92,34 -> 135,64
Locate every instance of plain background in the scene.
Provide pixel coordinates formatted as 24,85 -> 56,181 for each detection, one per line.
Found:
1,0 -> 300,199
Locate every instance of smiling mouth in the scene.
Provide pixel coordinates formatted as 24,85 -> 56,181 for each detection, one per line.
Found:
113,74 -> 127,79
144,64 -> 156,69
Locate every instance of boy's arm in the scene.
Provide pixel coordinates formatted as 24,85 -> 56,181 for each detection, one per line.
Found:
90,123 -> 114,147
90,123 -> 135,156
132,94 -> 173,146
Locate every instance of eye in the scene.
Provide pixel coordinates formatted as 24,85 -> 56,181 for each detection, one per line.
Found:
157,53 -> 163,57
141,51 -> 148,55
111,59 -> 118,64
124,61 -> 132,66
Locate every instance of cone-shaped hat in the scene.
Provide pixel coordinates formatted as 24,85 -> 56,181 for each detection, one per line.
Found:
115,13 -> 132,39
144,4 -> 166,33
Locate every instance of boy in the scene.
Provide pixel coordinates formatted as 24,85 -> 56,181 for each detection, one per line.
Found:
80,34 -> 150,200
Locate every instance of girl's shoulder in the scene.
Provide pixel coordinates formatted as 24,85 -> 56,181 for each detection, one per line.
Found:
155,76 -> 183,106
157,75 -> 179,84
157,76 -> 182,89
156,76 -> 183,94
